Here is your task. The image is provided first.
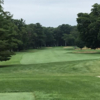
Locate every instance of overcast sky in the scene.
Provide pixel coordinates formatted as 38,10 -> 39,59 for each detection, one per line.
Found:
3,0 -> 100,27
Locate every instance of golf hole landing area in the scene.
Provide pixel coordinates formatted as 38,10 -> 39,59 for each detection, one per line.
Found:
0,93 -> 35,100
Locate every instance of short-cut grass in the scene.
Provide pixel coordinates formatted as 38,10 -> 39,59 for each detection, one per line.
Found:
0,47 -> 100,100
0,93 -> 35,100
1,47 -> 100,65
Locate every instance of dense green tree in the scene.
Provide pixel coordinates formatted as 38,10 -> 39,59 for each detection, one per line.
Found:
76,37 -> 85,49
62,34 -> 75,46
13,19 -> 27,51
44,27 -> 55,47
34,23 -> 46,47
77,3 -> 100,49
70,26 -> 79,39
25,23 -> 46,48
26,24 -> 38,48
25,24 -> 78,48
0,2 -> 18,61
54,24 -> 72,46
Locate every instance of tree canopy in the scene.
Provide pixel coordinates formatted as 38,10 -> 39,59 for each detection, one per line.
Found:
0,1 -> 21,61
77,3 -> 100,49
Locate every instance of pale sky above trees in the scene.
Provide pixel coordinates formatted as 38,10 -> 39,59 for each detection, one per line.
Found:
3,0 -> 100,27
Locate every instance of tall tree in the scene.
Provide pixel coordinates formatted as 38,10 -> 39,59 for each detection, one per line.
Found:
62,34 -> 75,46
54,24 -> 72,46
77,3 -> 100,49
13,19 -> 27,50
26,24 -> 38,48
75,37 -> 85,49
34,23 -> 46,47
44,27 -> 55,47
0,1 -> 21,61
0,2 -> 13,61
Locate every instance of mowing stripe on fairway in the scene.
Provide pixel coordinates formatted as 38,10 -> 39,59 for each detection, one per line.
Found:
0,93 -> 35,100
20,48 -> 100,64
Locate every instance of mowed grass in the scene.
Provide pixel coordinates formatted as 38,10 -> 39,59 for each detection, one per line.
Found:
0,93 -> 35,100
0,47 -> 100,99
1,47 -> 100,65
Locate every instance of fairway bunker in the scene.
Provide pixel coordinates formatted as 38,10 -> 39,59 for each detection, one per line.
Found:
97,76 -> 100,78
0,93 -> 35,100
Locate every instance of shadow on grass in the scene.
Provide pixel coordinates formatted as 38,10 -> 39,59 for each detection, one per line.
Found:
0,65 -> 8,68
0,64 -> 23,68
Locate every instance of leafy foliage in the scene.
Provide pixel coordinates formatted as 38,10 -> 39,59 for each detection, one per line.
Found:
0,3 -> 21,61
76,37 -> 85,49
77,3 -> 100,49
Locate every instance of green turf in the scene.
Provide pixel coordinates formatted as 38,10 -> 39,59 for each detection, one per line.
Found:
0,47 -> 100,99
1,47 -> 100,65
0,93 -> 35,100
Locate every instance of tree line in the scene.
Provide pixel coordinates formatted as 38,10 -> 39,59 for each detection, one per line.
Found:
77,3 -> 100,49
12,20 -> 79,50
1,0 -> 100,61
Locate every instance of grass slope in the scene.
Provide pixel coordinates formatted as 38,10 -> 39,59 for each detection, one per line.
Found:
0,47 -> 100,100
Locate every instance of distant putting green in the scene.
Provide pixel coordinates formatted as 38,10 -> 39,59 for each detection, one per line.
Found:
1,47 -> 100,65
0,93 -> 35,100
